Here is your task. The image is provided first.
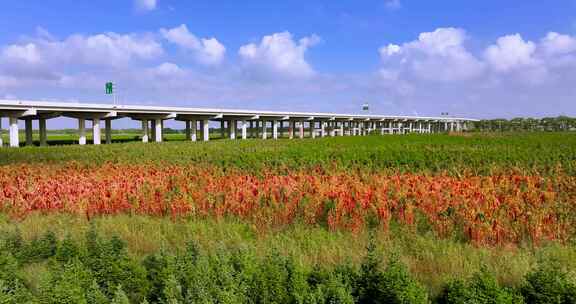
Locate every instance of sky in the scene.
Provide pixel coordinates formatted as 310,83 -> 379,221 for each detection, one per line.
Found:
1,0 -> 576,125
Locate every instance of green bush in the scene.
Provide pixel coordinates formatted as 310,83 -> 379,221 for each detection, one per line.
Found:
83,228 -> 149,303
356,233 -> 428,304
521,262 -> 576,304
0,253 -> 34,303
1,228 -> 576,303
437,267 -> 524,304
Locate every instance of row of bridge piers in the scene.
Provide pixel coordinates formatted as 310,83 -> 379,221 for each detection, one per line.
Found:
0,114 -> 465,147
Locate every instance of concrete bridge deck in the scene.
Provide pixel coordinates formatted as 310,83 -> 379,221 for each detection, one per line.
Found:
0,100 -> 478,147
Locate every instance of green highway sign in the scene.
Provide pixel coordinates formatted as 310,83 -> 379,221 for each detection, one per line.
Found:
105,82 -> 114,94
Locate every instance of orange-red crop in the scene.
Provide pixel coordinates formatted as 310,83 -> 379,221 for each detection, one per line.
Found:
1,163 -> 574,246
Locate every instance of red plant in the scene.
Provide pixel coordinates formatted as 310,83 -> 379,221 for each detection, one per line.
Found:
1,163 -> 574,246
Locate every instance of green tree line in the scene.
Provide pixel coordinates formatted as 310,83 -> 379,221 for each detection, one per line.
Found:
473,116 -> 576,132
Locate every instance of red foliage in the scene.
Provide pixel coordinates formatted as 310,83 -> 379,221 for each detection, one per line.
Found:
1,163 -> 575,246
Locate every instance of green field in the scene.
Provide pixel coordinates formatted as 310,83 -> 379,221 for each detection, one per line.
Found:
0,132 -> 575,303
1,132 -> 575,174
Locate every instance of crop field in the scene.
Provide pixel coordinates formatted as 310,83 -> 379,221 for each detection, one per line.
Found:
0,132 -> 575,303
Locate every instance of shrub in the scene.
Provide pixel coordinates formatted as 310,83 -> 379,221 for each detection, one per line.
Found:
521,262 -> 576,304
437,267 -> 524,304
38,259 -> 97,304
54,234 -> 80,263
0,253 -> 34,303
111,285 -> 130,304
356,233 -> 428,304
83,228 -> 150,303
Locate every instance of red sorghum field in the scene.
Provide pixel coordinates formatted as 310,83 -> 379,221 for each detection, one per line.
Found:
0,133 -> 575,302
1,163 -> 575,246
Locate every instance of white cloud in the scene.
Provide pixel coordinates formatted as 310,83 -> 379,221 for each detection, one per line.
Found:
135,0 -> 157,11
379,28 -> 485,82
484,34 -> 539,72
541,32 -> 576,55
0,32 -> 162,69
152,62 -> 186,78
160,24 -> 226,65
239,31 -> 320,79
539,32 -> 576,68
385,0 -> 402,10
2,43 -> 42,65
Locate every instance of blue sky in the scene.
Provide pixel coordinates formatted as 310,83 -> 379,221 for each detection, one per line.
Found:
1,0 -> 576,125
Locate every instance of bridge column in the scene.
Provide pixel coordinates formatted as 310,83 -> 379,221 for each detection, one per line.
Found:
241,121 -> 248,139
24,118 -> 33,146
105,119 -> 112,144
202,119 -> 210,141
9,117 -> 19,147
78,118 -> 86,145
340,122 -> 344,136
289,121 -> 295,139
229,120 -> 236,139
220,121 -> 225,139
0,118 -> 3,147
261,121 -> 267,139
148,121 -> 153,140
299,121 -> 304,139
310,121 -> 316,139
154,119 -> 162,142
141,120 -> 149,143
190,120 -> 197,141
272,120 -> 278,140
320,121 -> 326,137
92,118 -> 101,145
185,121 -> 191,140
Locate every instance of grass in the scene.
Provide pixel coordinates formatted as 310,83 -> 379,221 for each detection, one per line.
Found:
1,132 -> 575,175
2,213 -> 575,296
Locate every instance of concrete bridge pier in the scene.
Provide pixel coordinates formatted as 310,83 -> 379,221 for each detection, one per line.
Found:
92,118 -> 101,145
9,117 -> 18,147
241,121 -> 248,139
77,118 -> 86,145
202,119 -> 210,141
310,121 -> 316,139
105,119 -> 112,144
229,119 -> 237,139
0,118 -> 4,147
154,119 -> 163,142
24,119 -> 33,146
190,120 -> 198,142
272,120 -> 279,140
261,121 -> 267,139
141,120 -> 149,143
220,121 -> 225,139
184,120 -> 198,142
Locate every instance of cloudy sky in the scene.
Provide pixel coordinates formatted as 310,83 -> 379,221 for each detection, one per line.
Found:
1,0 -> 576,120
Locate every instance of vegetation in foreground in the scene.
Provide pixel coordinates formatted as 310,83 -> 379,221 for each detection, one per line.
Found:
0,132 -> 575,302
0,216 -> 575,303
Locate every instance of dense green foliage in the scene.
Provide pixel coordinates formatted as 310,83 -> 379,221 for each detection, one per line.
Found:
1,133 -> 575,175
0,229 -> 574,303
473,116 -> 576,132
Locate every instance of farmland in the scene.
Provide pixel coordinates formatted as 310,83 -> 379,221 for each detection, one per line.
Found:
0,132 -> 575,303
